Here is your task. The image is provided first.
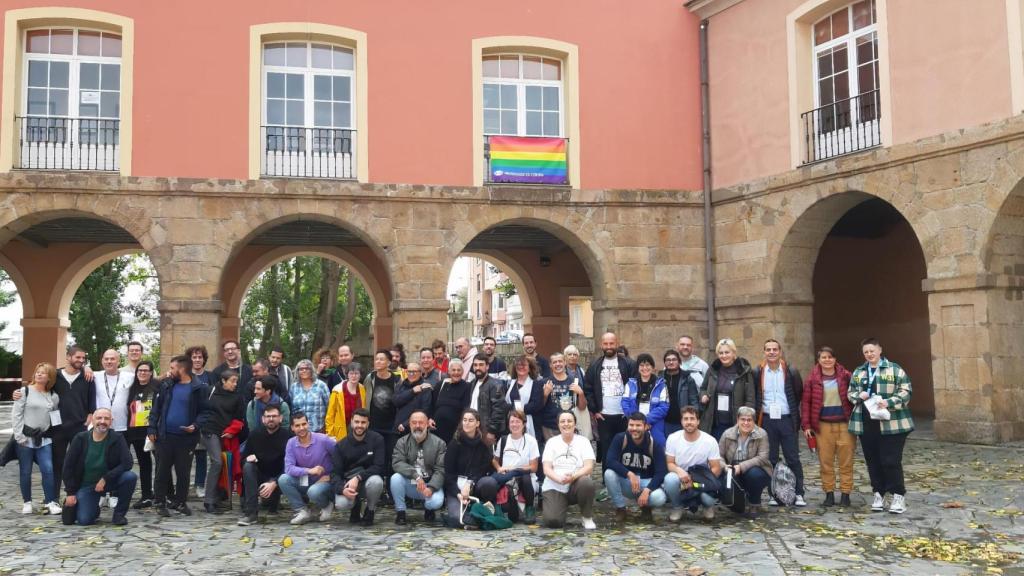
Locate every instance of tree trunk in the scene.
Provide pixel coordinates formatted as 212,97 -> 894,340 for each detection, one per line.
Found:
312,259 -> 341,351
290,259 -> 302,357
334,268 -> 357,348
259,263 -> 281,358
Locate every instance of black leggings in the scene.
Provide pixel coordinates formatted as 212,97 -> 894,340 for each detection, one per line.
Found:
127,432 -> 153,500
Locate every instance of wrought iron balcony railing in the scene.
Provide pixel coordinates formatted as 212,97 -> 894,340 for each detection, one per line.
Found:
16,115 -> 119,171
261,125 -> 356,179
800,89 -> 881,164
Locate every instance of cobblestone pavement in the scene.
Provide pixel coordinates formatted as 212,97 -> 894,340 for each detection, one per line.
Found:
0,414 -> 1020,575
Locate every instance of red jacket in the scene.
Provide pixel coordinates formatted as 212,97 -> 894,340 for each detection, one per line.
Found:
800,363 -> 853,433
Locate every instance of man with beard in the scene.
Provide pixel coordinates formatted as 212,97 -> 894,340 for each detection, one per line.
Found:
52,346 -> 96,495
604,412 -> 668,524
418,348 -> 446,387
330,409 -> 385,526
61,407 -> 137,526
522,333 -> 550,378
279,412 -> 336,525
469,357 -> 510,445
662,406 -> 723,521
583,332 -> 633,471
211,340 -> 253,398
481,336 -> 508,379
237,403 -> 292,525
120,341 -> 145,376
390,409 -> 446,524
267,347 -> 294,392
150,356 -> 204,517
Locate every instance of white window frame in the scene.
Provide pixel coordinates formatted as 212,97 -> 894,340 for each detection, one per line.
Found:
810,1 -> 880,158
482,53 -> 564,138
20,27 -> 121,170
261,41 -> 356,178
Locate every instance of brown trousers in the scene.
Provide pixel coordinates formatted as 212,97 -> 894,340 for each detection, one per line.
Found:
817,421 -> 855,493
541,476 -> 596,527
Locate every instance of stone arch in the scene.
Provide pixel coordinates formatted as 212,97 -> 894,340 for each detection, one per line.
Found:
224,245 -> 388,323
981,176 -> 1024,276
445,213 -> 609,303
460,249 -> 538,325
0,252 -> 35,318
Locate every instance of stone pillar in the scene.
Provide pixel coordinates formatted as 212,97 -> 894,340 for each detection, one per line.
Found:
19,317 -> 69,381
158,299 -> 224,371
592,299 -> 709,360
924,275 -> 1024,443
220,316 -> 241,344
390,299 -> 448,353
715,296 -> 815,376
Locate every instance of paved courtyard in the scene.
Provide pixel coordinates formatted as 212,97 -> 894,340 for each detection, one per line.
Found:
0,412 -> 1020,575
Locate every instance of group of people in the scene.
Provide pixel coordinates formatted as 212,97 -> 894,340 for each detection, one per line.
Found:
10,330 -> 914,528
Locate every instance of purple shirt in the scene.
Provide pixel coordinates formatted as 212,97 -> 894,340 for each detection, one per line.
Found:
284,432 -> 336,480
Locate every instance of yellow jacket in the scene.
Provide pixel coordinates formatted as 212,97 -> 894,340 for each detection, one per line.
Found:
325,382 -> 367,440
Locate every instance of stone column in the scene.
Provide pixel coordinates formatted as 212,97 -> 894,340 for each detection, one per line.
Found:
19,318 -> 69,381
390,299 -> 449,352
715,295 -> 815,376
592,299 -> 709,359
924,275 -> 1024,443
157,299 -> 224,371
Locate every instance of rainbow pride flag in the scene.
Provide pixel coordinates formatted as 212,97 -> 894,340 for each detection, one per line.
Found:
488,136 -> 568,185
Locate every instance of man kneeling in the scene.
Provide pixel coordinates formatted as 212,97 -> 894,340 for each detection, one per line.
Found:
604,412 -> 668,523
331,409 -> 385,526
391,410 -> 446,525
62,407 -> 137,526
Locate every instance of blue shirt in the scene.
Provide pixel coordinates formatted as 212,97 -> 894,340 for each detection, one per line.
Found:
165,382 -> 192,434
762,365 -> 790,416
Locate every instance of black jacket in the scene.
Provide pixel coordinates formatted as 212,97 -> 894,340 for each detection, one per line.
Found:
443,435 -> 492,496
211,362 -> 253,402
54,369 -> 96,430
148,378 -> 206,439
583,355 -> 635,414
393,379 -> 434,433
242,426 -> 293,478
330,430 -> 386,490
474,375 -> 510,437
753,363 -> 804,430
197,383 -> 246,435
63,429 -> 132,495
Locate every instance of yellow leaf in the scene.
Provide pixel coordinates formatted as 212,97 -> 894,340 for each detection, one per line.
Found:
282,536 -> 293,548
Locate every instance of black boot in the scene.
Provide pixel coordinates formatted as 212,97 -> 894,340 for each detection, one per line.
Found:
395,511 -> 407,525
823,493 -> 835,507
840,493 -> 851,507
361,509 -> 375,526
348,501 -> 363,524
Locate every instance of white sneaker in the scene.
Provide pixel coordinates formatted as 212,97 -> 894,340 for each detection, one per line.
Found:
196,486 -> 206,499
109,496 -> 119,509
99,495 -> 109,508
668,508 -> 684,522
581,517 -> 597,530
794,495 -> 807,507
290,508 -> 314,525
889,494 -> 906,514
21,502 -> 34,515
768,497 -> 780,506
871,492 -> 885,512
701,505 -> 716,520
45,501 -> 62,515
318,502 -> 334,522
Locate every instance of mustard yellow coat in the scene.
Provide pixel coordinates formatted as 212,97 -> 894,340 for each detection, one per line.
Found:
325,382 -> 367,440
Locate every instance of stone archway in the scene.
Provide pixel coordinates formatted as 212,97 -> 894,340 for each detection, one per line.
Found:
773,191 -> 934,418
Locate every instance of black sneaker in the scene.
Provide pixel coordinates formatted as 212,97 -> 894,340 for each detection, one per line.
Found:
132,498 -> 153,510
112,514 -> 128,526
424,509 -> 436,523
361,509 -> 375,527
348,503 -> 363,524
156,506 -> 170,517
395,511 -> 407,525
237,514 -> 258,526
205,504 -> 223,515
178,503 -> 192,516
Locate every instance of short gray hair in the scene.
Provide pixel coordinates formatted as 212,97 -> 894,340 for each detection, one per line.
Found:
736,406 -> 756,419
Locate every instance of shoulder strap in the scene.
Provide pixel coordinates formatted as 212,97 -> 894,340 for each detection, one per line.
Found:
499,434 -> 507,456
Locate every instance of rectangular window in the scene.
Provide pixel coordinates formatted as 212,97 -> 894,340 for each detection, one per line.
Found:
19,28 -> 121,170
482,54 -> 563,137
261,42 -> 356,178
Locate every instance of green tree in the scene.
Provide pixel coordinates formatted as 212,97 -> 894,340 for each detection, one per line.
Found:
240,257 -> 374,363
69,258 -> 132,365
0,269 -> 17,334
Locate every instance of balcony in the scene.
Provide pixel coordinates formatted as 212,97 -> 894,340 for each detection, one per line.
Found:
261,125 -> 356,179
484,134 -> 569,185
801,89 -> 881,164
15,116 -> 119,171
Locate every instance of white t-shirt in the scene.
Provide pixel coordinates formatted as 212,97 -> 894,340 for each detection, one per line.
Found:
541,434 -> 595,493
600,357 -> 624,415
494,433 -> 540,470
665,430 -> 721,471
96,371 -> 132,431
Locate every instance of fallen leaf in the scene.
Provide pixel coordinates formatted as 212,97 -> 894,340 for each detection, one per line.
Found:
941,501 -> 965,508
282,536 -> 293,548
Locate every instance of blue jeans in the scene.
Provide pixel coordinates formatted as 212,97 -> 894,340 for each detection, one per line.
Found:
603,469 -> 667,508
277,474 -> 333,511
74,471 -> 138,525
662,471 -> 717,509
390,474 -> 444,512
16,443 -> 56,503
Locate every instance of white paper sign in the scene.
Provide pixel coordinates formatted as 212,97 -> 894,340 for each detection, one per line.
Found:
769,403 -> 782,420
716,394 -> 730,412
80,91 -> 100,104
639,402 -> 651,415
49,410 -> 62,426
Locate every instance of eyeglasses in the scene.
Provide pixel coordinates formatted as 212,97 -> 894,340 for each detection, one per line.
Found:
223,346 -> 239,352
137,368 -> 152,373
407,369 -> 422,374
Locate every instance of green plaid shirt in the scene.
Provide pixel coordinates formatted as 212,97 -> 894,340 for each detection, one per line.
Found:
847,358 -> 914,435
